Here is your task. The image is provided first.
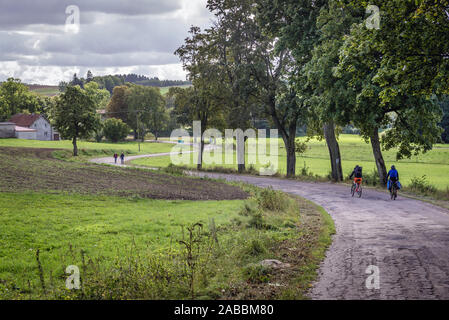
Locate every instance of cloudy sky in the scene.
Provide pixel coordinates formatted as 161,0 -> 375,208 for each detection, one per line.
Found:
0,0 -> 213,84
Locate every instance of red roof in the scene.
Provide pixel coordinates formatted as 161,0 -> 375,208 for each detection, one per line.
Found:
9,114 -> 42,127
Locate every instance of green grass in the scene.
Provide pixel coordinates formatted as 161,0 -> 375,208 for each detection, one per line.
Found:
28,85 -> 60,97
0,145 -> 333,299
130,135 -> 449,190
0,193 -> 243,294
0,188 -> 332,299
0,138 -> 180,156
159,84 -> 192,95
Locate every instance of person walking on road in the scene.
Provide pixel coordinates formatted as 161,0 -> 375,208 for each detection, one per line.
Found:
120,152 -> 125,165
113,153 -> 118,164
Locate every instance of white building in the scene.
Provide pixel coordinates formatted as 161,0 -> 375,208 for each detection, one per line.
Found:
7,114 -> 60,141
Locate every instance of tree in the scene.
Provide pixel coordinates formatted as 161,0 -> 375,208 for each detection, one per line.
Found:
303,0 -> 362,181
103,118 -> 129,142
51,86 -> 99,156
86,70 -> 94,83
106,86 -> 130,124
440,96 -> 449,143
175,26 -> 227,169
336,4 -> 443,185
0,78 -> 41,121
206,2 -> 262,173
70,73 -> 84,88
205,0 -> 307,177
256,0 -> 333,178
84,81 -> 110,110
147,99 -> 168,140
125,85 -> 166,141
342,0 -> 449,102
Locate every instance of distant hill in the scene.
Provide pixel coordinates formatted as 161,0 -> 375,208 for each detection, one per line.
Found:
59,73 -> 192,95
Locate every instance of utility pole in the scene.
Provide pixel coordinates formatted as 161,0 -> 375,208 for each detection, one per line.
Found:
136,111 -> 140,152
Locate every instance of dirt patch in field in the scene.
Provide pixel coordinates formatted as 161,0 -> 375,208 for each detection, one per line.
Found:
0,147 -> 248,201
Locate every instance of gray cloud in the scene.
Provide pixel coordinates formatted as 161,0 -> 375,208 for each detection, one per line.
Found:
0,0 -> 182,28
0,0 -> 213,84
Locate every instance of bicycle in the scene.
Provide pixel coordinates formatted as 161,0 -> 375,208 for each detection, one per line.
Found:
390,180 -> 398,200
351,179 -> 363,198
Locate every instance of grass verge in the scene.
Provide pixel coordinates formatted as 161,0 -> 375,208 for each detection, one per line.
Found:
0,185 -> 334,300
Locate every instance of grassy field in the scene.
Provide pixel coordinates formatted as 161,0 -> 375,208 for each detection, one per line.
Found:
27,85 -> 60,97
159,84 -> 192,95
0,146 -> 334,299
0,138 -> 183,156
131,135 -> 449,190
27,84 -> 192,97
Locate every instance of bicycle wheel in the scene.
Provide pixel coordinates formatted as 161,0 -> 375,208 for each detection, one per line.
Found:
351,184 -> 356,197
390,185 -> 396,200
358,185 -> 363,198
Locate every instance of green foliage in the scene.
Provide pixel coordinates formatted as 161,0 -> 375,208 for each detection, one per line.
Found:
103,118 -> 129,142
51,86 -> 100,156
245,239 -> 267,256
257,188 -> 291,212
242,263 -> 271,283
0,78 -> 42,121
294,140 -> 308,155
439,96 -> 449,143
106,86 -> 130,124
84,81 -> 110,110
125,85 -> 166,140
409,175 -> 437,195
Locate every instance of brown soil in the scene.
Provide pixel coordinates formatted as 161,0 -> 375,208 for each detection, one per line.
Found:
0,147 -> 248,201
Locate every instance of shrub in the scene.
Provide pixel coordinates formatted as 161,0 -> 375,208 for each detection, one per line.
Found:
363,168 -> 380,186
245,239 -> 267,256
257,188 -> 290,212
103,118 -> 129,142
242,263 -> 271,283
248,211 -> 265,229
163,164 -> 185,176
93,126 -> 104,143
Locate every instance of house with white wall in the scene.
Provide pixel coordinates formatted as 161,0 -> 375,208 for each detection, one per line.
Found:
6,114 -> 60,141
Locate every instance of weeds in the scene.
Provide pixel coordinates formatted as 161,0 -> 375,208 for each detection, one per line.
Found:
242,263 -> 271,284
409,175 -> 437,194
257,188 -> 291,212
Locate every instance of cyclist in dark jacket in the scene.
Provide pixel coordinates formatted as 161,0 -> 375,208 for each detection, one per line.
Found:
350,165 -> 363,179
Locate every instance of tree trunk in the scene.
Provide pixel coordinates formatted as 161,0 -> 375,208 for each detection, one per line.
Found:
370,127 -> 387,186
72,136 -> 78,157
285,122 -> 297,178
323,121 -> 343,182
237,136 -> 248,174
267,94 -> 297,178
134,129 -> 138,140
197,139 -> 205,170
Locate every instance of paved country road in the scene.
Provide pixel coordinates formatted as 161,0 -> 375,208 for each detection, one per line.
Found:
91,153 -> 449,300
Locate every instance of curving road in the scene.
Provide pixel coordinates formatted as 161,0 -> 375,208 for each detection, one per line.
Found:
91,152 -> 449,300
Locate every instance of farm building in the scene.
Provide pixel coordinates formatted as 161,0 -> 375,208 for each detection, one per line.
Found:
0,114 -> 60,141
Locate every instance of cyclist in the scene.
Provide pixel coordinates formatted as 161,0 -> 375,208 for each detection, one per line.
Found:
349,165 -> 362,183
387,165 -> 400,191
350,165 -> 363,190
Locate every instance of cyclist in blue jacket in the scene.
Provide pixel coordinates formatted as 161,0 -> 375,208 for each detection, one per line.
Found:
387,165 -> 399,191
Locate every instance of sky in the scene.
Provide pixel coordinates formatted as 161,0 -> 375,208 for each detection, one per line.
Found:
0,0 -> 213,85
